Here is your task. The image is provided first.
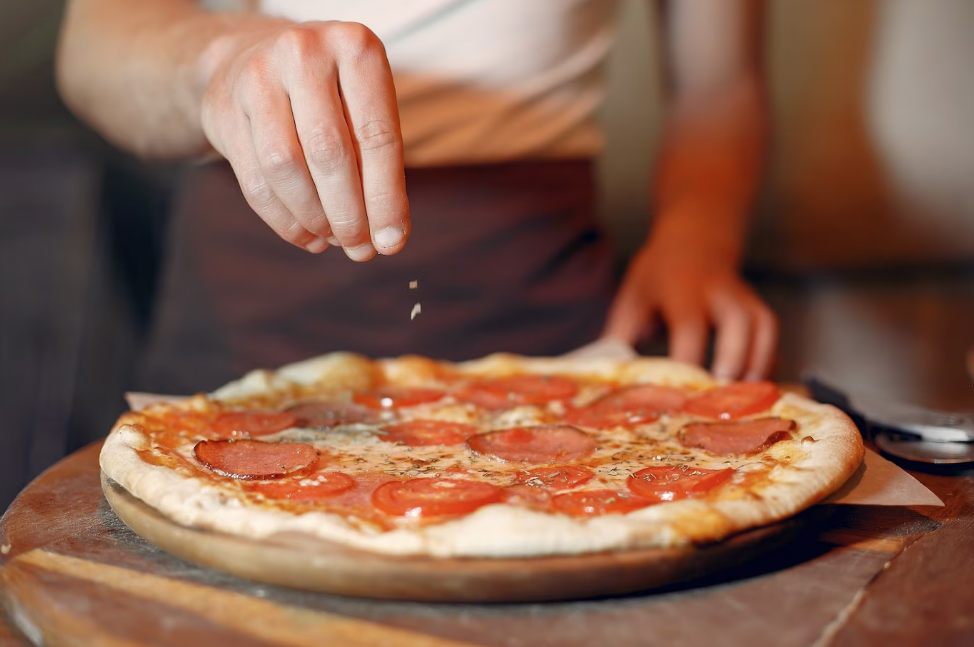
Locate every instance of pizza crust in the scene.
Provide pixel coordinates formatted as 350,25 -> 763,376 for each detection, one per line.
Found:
101,353 -> 864,558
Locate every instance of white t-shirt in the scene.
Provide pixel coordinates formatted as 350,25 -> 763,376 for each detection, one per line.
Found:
259,0 -> 620,166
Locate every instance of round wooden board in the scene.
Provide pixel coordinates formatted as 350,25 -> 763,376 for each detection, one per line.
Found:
102,475 -> 818,603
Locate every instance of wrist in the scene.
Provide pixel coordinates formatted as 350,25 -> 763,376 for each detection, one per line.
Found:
646,201 -> 746,268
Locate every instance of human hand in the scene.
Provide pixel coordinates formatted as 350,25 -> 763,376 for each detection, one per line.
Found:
200,21 -> 409,259
602,235 -> 777,380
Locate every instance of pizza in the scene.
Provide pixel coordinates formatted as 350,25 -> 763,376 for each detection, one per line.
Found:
100,353 -> 864,558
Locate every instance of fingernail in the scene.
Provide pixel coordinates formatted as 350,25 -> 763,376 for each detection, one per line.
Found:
344,242 -> 376,262
326,237 -> 341,246
305,238 -> 329,254
374,226 -> 405,250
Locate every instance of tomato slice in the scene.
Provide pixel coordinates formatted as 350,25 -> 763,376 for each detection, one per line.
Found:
456,375 -> 578,409
286,401 -> 380,428
380,420 -> 473,447
514,466 -> 594,489
552,490 -> 653,516
353,387 -> 446,409
246,472 -> 355,500
627,465 -> 735,502
467,426 -> 595,463
682,381 -> 781,420
211,411 -> 297,438
372,478 -> 503,517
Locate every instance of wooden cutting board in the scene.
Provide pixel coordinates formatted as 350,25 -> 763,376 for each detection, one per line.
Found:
102,476 -> 820,603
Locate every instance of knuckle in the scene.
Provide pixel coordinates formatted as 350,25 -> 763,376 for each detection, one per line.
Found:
259,144 -> 301,178
279,219 -> 309,244
353,120 -> 400,154
332,22 -> 383,58
275,26 -> 319,65
306,127 -> 350,171
241,173 -> 274,208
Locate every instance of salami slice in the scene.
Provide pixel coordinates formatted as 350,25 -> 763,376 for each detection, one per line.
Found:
380,420 -> 473,447
211,411 -> 297,438
456,375 -> 578,409
246,472 -> 355,500
566,384 -> 686,429
372,478 -> 503,517
353,387 -> 446,409
564,406 -> 661,429
680,417 -> 797,455
286,401 -> 380,428
596,384 -> 687,411
467,426 -> 596,463
683,381 -> 781,420
628,466 -> 734,502
553,490 -> 652,516
513,466 -> 594,489
194,439 -> 318,480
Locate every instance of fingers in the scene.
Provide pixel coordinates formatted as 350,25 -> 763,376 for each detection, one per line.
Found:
710,295 -> 751,380
225,122 -> 328,254
602,279 -> 652,344
331,24 -> 409,256
247,80 -> 338,252
204,22 -> 407,261
709,291 -> 778,380
286,58 -> 373,260
744,301 -> 778,380
667,310 -> 708,367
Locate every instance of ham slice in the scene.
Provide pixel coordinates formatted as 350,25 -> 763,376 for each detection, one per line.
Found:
680,418 -> 796,455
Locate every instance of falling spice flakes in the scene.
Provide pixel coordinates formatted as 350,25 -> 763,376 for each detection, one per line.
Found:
409,280 -> 420,320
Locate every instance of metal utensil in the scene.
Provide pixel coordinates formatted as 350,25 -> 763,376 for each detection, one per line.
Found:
803,373 -> 974,464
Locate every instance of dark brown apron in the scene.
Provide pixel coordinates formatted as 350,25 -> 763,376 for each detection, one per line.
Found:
139,159 -> 614,394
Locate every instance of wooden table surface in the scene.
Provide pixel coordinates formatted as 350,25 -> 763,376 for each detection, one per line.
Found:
1,442 -> 973,647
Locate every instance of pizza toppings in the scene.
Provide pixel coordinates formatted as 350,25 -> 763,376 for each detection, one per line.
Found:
456,375 -> 578,409
467,426 -> 596,463
553,490 -> 652,516
286,401 -> 380,428
596,384 -> 687,411
211,411 -> 297,438
353,387 -> 445,409
680,418 -> 797,455
564,406 -> 661,429
194,439 -> 318,480
380,420 -> 473,447
245,471 -> 355,500
514,466 -> 594,489
682,381 -> 780,420
627,466 -> 735,502
371,478 -> 503,517
565,384 -> 687,429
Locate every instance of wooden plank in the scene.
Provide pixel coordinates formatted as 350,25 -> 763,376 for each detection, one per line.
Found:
827,479 -> 974,647
0,603 -> 31,647
5,549 -> 480,647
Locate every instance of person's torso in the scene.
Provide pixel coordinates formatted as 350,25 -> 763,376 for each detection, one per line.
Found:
256,0 -> 620,166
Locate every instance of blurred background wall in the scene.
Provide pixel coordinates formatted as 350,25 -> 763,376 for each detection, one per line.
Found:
1,0 -> 972,510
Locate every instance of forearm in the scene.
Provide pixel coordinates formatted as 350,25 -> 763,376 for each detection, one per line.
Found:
650,76 -> 768,266
56,0 -> 288,158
